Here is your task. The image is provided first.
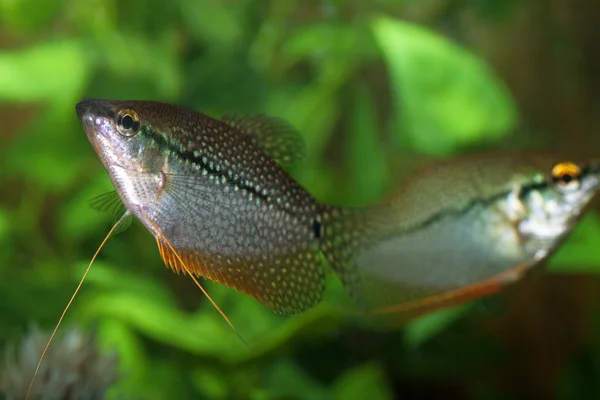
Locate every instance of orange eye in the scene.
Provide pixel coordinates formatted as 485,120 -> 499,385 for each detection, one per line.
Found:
551,162 -> 581,190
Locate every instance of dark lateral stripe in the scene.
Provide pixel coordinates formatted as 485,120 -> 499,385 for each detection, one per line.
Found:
401,180 -> 550,237
147,130 -> 270,202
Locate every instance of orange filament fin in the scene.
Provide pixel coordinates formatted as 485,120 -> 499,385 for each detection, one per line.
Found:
27,211 -> 130,400
145,217 -> 250,349
357,260 -> 534,322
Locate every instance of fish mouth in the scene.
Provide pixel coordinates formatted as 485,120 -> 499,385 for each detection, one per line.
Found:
76,99 -> 96,135
76,98 -> 112,143
75,98 -> 91,119
79,114 -> 96,140
76,99 -> 111,166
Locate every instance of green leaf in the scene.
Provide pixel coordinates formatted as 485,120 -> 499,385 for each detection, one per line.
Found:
331,363 -> 394,400
74,264 -> 222,358
345,84 -> 389,205
73,262 -> 174,305
0,40 -> 89,101
280,23 -> 377,84
0,0 -> 67,31
548,212 -> 600,273
473,0 -> 518,21
266,85 -> 339,161
372,17 -> 517,155
102,326 -> 192,400
0,208 -> 10,242
180,0 -> 242,47
264,85 -> 341,201
93,32 -> 180,100
74,265 -> 260,361
5,105 -> 89,192
59,175 -> 120,243
96,319 -> 151,400
198,280 -> 342,364
78,289 -> 247,359
403,303 -> 472,348
261,360 -> 328,400
190,368 -> 230,399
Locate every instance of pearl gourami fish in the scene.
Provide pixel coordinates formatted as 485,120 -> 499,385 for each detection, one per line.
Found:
75,98 -> 600,316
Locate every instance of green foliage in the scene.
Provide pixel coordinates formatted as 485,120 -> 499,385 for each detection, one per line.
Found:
344,85 -> 390,205
372,16 -> 517,155
403,304 -> 473,349
1,1 -> 599,399
548,213 -> 600,273
331,364 -> 394,400
0,40 -> 89,102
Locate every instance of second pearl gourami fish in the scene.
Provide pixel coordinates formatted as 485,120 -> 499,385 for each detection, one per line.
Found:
76,98 -> 600,317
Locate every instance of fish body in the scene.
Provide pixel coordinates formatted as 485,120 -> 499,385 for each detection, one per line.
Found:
333,155 -> 600,312
76,98 -> 600,317
77,99 -> 325,314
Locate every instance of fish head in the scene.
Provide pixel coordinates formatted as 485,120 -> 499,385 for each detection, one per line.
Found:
76,98 -> 167,173
76,98 -> 174,211
515,159 -> 600,257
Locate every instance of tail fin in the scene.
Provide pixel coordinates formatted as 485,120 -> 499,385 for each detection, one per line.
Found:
317,204 -> 376,310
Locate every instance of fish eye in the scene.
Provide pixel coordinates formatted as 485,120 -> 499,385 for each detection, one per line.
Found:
116,109 -> 140,137
551,161 -> 582,191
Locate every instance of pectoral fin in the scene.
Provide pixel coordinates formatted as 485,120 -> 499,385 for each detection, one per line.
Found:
89,191 -> 133,234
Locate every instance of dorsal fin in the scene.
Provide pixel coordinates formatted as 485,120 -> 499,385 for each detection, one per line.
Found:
89,191 -> 133,235
221,114 -> 306,168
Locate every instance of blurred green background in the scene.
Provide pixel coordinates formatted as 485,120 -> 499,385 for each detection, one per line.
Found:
2,0 -> 600,399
